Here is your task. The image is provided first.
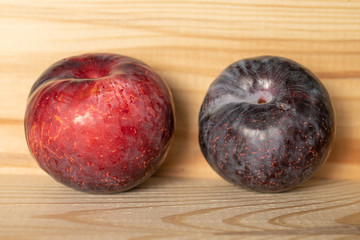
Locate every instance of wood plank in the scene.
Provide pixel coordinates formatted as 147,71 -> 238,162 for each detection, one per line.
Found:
1,0 -> 360,180
0,174 -> 360,239
1,1 -> 360,237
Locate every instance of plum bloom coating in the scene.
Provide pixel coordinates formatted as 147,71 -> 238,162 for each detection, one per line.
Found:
199,56 -> 335,192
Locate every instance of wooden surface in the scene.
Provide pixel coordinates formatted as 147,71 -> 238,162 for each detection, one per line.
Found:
1,174 -> 360,240
1,0 -> 360,180
1,0 -> 360,239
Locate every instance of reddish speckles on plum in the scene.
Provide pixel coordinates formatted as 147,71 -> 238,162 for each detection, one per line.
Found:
25,53 -> 175,193
199,56 -> 335,192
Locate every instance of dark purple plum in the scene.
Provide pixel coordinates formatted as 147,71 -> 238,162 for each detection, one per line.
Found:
199,56 -> 335,192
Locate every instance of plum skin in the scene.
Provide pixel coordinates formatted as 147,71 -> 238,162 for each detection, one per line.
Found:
25,53 -> 175,193
199,56 -> 335,192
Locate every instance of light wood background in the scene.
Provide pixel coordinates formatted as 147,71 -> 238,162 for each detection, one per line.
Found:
1,0 -> 360,239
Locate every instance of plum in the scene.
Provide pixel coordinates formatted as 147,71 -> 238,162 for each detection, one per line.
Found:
25,53 -> 175,193
199,56 -> 335,192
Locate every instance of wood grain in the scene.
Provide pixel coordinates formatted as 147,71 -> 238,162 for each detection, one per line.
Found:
1,0 -> 360,180
1,1 -> 360,237
1,174 -> 360,239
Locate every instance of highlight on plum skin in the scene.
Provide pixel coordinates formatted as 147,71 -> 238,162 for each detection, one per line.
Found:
198,56 -> 336,193
25,53 -> 175,193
